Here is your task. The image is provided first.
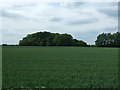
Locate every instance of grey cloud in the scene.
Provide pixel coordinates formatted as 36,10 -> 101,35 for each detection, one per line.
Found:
62,2 -> 85,9
0,10 -> 23,19
50,17 -> 63,22
108,2 -> 118,6
67,19 -> 98,25
98,9 -> 118,18
9,3 -> 37,10
103,26 -> 118,32
70,2 -> 85,7
96,2 -> 118,18
47,2 -> 62,7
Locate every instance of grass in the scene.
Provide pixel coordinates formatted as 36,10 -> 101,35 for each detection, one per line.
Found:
2,46 -> 119,88
0,46 -> 2,89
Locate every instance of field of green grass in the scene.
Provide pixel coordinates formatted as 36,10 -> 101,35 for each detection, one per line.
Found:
2,46 -> 119,88
0,46 -> 2,89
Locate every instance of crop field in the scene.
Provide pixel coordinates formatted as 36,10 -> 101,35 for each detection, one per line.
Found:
2,46 -> 119,88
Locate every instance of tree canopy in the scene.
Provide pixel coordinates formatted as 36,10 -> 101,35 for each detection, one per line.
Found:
95,32 -> 120,47
19,31 -> 88,46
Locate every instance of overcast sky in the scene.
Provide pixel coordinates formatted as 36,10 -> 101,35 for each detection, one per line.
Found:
0,0 -> 118,45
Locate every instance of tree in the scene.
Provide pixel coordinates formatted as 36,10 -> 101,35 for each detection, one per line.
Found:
73,39 -> 87,46
54,34 -> 73,46
19,31 -> 88,46
2,44 -> 7,46
95,32 -> 120,47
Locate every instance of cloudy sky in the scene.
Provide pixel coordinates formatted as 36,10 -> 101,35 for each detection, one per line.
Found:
0,0 -> 119,45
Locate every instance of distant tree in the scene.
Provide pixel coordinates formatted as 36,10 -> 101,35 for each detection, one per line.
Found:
90,45 -> 96,47
113,32 -> 120,47
78,40 -> 88,46
73,39 -> 87,46
2,44 -> 7,46
19,31 -> 88,46
54,34 -> 73,46
95,32 -> 120,47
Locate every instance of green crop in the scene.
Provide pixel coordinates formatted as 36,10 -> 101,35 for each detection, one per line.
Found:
2,46 -> 119,88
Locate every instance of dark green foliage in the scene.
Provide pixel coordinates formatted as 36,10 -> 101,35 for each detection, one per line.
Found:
2,44 -> 7,46
54,34 -> 73,46
19,31 -> 87,46
73,39 -> 87,46
95,32 -> 120,47
3,46 -> 118,88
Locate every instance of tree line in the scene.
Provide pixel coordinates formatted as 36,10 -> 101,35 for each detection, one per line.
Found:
19,31 -> 88,46
95,32 -> 120,47
2,31 -> 119,47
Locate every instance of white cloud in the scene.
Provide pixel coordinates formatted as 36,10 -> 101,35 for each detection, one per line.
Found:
0,1 -> 118,44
